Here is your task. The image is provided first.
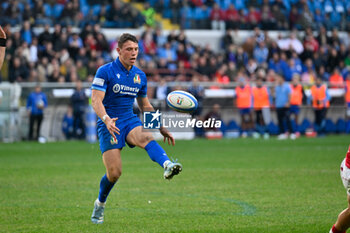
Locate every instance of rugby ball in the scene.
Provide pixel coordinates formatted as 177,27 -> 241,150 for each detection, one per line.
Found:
166,90 -> 198,113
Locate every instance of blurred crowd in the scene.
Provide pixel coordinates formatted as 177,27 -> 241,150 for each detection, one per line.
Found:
137,0 -> 350,31
2,20 -> 350,91
0,0 -> 350,91
1,0 -> 145,28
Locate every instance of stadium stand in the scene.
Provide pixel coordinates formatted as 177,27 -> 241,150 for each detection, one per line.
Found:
1,0 -> 350,141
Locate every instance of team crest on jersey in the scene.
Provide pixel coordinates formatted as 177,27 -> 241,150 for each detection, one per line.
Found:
110,136 -> 118,145
134,74 -> 141,84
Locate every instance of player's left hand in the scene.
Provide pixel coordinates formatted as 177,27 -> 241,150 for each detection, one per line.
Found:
160,127 -> 175,146
0,26 -> 6,39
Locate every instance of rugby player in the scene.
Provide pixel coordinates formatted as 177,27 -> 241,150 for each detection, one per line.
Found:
90,33 -> 182,224
330,146 -> 350,233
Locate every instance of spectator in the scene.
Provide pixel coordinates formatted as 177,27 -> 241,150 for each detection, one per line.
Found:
26,84 -> 48,140
289,74 -> 304,135
318,65 -> 330,81
20,21 -> 34,45
142,2 -> 156,27
60,1 -> 78,26
68,33 -> 83,60
235,47 -> 249,70
225,4 -> 239,30
277,32 -> 304,55
260,5 -> 275,30
170,0 -> 181,24
9,57 -> 29,82
329,68 -> 344,88
253,41 -> 269,66
37,57 -> 53,82
38,24 -> 52,46
301,58 -> 316,85
188,76 -> 204,116
4,0 -> 22,26
71,80 -> 87,139
274,75 -> 295,140
345,74 -> 350,120
210,3 -> 225,31
204,103 -> 222,133
327,48 -> 341,73
33,0 -> 51,26
235,75 -> 254,137
252,78 -> 271,138
316,26 -> 330,46
298,5 -> 313,29
246,6 -> 261,29
310,76 -> 330,136
62,106 -> 74,139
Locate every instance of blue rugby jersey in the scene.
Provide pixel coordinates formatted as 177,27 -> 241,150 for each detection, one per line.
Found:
91,58 -> 147,120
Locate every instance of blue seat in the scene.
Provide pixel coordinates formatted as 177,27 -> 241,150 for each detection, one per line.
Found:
298,118 -> 312,134
234,0 -> 245,10
336,118 -> 346,133
325,119 -> 336,133
324,0 -> 334,13
162,8 -> 172,19
267,122 -> 279,135
53,4 -> 64,18
81,5 -> 90,16
92,4 -> 101,15
346,120 -> 350,134
43,3 -> 52,17
227,120 -> 239,130
335,0 -> 345,13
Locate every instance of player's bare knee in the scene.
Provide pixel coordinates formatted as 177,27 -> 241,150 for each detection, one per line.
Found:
108,168 -> 122,182
138,134 -> 154,148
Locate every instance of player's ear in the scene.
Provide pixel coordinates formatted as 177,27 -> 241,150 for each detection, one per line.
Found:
116,47 -> 121,55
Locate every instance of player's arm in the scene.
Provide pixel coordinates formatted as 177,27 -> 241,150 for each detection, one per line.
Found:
91,89 -> 120,139
0,26 -> 7,70
136,96 -> 175,145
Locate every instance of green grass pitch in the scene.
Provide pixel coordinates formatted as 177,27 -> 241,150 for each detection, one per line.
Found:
0,136 -> 349,232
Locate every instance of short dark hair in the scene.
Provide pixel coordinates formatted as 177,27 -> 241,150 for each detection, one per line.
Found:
118,33 -> 138,48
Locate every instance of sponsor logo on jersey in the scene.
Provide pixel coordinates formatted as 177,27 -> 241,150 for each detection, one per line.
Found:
113,84 -> 140,96
93,77 -> 105,86
134,74 -> 141,84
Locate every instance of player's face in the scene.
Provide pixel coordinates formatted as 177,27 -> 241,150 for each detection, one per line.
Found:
117,40 -> 138,69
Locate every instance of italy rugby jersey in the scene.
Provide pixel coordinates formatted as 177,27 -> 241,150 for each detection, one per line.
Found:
91,58 -> 147,120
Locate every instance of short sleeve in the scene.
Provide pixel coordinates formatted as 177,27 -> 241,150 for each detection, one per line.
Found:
91,66 -> 108,92
137,73 -> 147,97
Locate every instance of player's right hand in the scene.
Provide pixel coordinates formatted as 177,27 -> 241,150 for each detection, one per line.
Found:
105,117 -> 120,140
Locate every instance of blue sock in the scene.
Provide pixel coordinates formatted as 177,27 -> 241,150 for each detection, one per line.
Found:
98,174 -> 116,203
145,140 -> 170,167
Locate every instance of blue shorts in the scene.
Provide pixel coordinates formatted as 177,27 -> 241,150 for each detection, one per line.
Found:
97,115 -> 142,154
290,105 -> 300,114
239,108 -> 251,115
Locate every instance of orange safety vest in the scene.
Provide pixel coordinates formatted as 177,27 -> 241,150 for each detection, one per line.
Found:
290,84 -> 303,106
346,80 -> 350,103
252,86 -> 270,109
235,85 -> 252,108
311,84 -> 329,109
